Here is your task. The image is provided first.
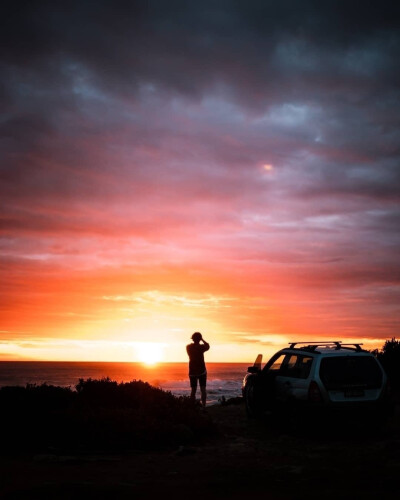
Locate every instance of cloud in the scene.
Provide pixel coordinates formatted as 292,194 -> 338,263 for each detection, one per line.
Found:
1,1 -> 400,349
102,290 -> 235,309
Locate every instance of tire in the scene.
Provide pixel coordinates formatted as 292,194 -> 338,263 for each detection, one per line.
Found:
244,381 -> 263,418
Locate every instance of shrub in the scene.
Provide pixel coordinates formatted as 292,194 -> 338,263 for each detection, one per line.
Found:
376,338 -> 400,389
0,379 -> 217,453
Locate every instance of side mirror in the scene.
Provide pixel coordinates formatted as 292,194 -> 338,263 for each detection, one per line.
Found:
247,366 -> 260,374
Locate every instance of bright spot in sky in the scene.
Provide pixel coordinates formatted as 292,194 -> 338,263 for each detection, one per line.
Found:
263,164 -> 273,171
135,342 -> 165,365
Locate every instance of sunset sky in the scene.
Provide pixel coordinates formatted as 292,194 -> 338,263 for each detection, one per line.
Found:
1,1 -> 400,362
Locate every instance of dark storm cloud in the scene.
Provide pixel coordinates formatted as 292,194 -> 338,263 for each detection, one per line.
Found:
2,0 -> 399,133
2,0 -> 400,101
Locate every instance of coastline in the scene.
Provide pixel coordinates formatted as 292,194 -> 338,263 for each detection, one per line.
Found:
0,361 -> 249,406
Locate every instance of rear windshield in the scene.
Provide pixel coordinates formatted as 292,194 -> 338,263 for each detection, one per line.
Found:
319,356 -> 383,390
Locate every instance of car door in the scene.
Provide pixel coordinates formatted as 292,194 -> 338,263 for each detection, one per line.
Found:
274,354 -> 313,403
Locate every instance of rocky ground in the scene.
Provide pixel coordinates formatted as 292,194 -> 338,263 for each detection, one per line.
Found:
1,400 -> 400,499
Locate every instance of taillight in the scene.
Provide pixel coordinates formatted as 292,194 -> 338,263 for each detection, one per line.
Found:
308,380 -> 322,402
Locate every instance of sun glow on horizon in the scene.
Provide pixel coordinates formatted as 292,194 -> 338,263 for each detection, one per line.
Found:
0,335 -> 389,363
135,342 -> 165,365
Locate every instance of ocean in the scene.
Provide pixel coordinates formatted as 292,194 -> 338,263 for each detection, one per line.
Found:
0,362 -> 249,406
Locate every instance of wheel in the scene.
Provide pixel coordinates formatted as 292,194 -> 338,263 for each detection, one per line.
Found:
244,381 -> 263,418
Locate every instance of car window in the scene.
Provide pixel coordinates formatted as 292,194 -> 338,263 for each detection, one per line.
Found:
265,354 -> 286,372
319,356 -> 383,389
281,354 -> 313,379
297,356 -> 313,379
286,355 -> 297,372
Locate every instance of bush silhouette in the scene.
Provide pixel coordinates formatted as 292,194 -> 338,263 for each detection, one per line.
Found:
0,378 -> 217,452
376,338 -> 400,389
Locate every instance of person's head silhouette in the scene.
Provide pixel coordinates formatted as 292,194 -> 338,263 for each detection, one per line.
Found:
191,332 -> 202,343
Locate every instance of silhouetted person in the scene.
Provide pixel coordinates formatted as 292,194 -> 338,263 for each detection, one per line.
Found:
186,332 -> 210,407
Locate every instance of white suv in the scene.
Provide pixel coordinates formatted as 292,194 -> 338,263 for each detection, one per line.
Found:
242,341 -> 389,422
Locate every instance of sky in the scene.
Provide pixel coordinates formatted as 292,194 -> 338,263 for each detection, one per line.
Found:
1,0 -> 400,362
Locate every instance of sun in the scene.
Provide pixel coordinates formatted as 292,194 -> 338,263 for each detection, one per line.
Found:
135,342 -> 165,365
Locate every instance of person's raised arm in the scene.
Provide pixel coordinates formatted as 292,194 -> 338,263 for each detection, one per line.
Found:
201,338 -> 210,351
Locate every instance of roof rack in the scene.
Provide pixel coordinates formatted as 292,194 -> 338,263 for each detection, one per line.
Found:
289,341 -> 340,349
338,343 -> 364,352
288,341 -> 365,352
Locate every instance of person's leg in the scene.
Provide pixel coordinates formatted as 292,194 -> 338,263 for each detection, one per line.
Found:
190,376 -> 197,401
199,373 -> 207,407
200,385 -> 207,407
